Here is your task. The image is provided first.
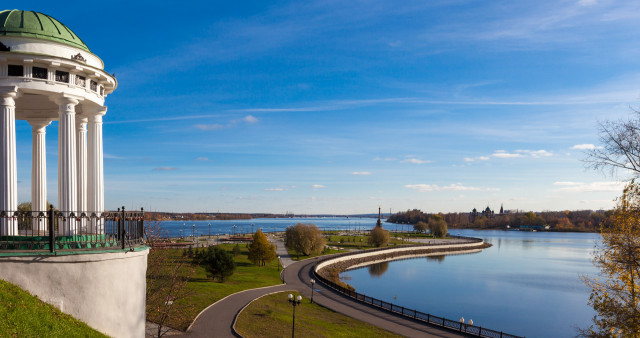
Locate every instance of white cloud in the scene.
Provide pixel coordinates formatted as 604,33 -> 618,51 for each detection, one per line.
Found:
194,124 -> 224,131
492,151 -> 524,159
195,115 -> 259,131
264,188 -> 284,191
464,156 -> 490,162
195,157 -> 210,161
466,149 -> 552,162
243,115 -> 259,123
401,158 -> 432,164
312,184 -> 326,189
553,181 -> 624,192
571,144 -> 602,150
352,171 -> 372,175
405,183 -> 499,192
553,181 -> 581,186
517,149 -> 553,158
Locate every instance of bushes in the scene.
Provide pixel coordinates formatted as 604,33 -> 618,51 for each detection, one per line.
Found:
369,226 -> 389,247
285,223 -> 326,256
428,215 -> 448,237
414,221 -> 428,233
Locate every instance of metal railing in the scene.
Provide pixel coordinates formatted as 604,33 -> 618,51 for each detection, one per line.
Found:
0,207 -> 144,253
313,239 -> 524,338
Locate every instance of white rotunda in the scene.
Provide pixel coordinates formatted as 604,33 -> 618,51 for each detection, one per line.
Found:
0,10 -> 148,338
0,9 -> 115,235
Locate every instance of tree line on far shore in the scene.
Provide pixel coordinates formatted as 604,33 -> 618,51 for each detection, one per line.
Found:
388,209 -> 608,232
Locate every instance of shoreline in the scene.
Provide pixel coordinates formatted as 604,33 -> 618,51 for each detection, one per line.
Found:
315,239 -> 490,289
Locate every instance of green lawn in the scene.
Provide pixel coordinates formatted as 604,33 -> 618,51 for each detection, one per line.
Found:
286,247 -> 346,260
286,233 -> 418,260
153,244 -> 283,331
0,280 -> 106,337
235,291 -> 402,338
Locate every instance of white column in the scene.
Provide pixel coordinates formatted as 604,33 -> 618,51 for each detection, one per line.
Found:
28,118 -> 51,233
0,86 -> 18,236
76,116 -> 87,233
87,107 -> 106,234
54,95 -> 80,235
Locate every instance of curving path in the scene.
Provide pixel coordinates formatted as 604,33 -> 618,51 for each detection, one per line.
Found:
182,240 -> 466,337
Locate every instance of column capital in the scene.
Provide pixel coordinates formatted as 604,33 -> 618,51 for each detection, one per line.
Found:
27,118 -> 52,131
0,86 -> 18,106
52,94 -> 83,107
0,86 -> 18,98
85,105 -> 107,117
76,116 -> 88,130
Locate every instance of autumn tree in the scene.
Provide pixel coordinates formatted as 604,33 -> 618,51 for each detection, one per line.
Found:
428,214 -> 448,237
414,221 -> 428,233
580,181 -> 640,336
285,223 -> 326,256
369,225 -> 390,247
248,229 -> 276,266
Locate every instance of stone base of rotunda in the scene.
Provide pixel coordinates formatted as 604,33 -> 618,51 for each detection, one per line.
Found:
0,248 -> 149,338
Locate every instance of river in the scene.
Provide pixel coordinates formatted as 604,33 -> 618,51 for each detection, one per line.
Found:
340,229 -> 599,337
154,217 -> 394,237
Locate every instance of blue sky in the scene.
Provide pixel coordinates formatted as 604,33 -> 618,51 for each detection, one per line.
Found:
10,0 -> 640,213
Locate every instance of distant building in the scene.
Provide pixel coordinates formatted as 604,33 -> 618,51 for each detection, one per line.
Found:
469,204 -> 505,223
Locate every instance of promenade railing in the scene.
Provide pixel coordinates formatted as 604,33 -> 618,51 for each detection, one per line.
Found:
312,237 -> 524,338
0,207 -> 144,253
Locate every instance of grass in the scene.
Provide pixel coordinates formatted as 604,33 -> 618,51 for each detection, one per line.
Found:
286,233 -> 421,260
286,247 -> 346,261
154,244 -> 283,331
0,279 -> 106,337
324,234 -> 412,249
235,291 -> 402,338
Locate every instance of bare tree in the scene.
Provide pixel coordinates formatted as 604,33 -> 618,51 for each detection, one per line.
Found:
585,115 -> 640,177
144,222 -> 195,337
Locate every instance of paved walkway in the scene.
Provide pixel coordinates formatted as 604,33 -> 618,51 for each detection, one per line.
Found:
182,239 -> 466,337
282,258 -> 464,338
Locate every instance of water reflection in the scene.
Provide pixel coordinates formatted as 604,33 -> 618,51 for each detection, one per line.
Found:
342,229 -> 600,338
367,261 -> 389,277
426,255 -> 445,263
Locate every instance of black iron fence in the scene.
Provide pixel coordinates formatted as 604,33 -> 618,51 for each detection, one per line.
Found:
0,207 -> 144,253
313,239 -> 524,338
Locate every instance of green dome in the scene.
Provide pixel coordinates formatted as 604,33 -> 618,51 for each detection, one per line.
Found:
0,10 -> 90,52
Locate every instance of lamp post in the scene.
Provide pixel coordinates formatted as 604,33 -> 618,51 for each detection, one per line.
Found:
310,279 -> 316,303
208,223 -> 211,239
288,294 -> 302,338
277,256 -> 281,272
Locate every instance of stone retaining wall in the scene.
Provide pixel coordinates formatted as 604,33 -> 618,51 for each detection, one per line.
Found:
316,241 -> 487,280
